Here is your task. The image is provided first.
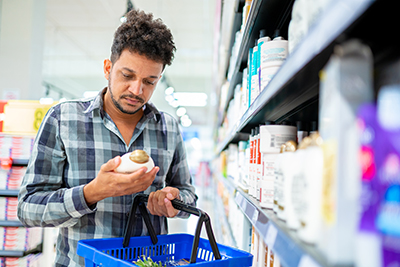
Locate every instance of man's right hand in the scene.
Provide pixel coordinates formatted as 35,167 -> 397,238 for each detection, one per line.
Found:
83,156 -> 159,206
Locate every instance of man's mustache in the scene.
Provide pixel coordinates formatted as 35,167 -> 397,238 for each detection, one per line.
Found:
121,94 -> 144,103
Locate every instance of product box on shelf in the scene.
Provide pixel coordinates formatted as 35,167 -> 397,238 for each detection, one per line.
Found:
0,227 -> 42,251
0,166 -> 26,190
0,254 -> 42,267
0,134 -> 34,161
0,197 -> 18,221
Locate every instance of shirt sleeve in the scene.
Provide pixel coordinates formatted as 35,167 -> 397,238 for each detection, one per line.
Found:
166,122 -> 198,218
17,105 -> 96,228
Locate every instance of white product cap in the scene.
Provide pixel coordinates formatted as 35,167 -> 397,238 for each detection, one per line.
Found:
378,84 -> 400,130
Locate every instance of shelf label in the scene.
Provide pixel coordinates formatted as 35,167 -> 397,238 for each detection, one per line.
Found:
265,224 -> 278,248
252,209 -> 259,223
298,255 -> 320,267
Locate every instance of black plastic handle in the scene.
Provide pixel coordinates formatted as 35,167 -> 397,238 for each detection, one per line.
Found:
123,193 -> 221,264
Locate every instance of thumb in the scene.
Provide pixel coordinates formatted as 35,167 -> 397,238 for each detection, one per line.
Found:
101,156 -> 121,172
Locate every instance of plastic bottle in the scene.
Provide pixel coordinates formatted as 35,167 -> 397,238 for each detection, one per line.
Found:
296,134 -> 323,243
274,144 -> 286,213
318,39 -> 373,265
277,140 -> 297,221
287,136 -> 312,230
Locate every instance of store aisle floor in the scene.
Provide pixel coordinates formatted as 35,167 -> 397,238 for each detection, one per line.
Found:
167,185 -> 215,239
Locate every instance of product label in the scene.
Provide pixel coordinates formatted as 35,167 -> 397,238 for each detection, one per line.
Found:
321,140 -> 338,225
292,171 -> 307,221
270,134 -> 296,148
261,154 -> 276,207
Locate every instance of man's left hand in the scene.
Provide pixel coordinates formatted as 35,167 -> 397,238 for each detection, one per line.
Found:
147,187 -> 180,217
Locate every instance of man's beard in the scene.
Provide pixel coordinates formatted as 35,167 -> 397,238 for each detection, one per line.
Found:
108,78 -> 145,115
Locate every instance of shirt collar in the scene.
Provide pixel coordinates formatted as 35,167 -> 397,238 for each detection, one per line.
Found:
83,87 -> 161,122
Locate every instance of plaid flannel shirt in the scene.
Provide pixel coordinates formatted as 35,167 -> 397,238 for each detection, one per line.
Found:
17,89 -> 197,267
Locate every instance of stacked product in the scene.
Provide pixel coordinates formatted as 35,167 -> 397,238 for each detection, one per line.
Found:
0,227 -> 43,252
0,254 -> 42,267
0,166 -> 26,190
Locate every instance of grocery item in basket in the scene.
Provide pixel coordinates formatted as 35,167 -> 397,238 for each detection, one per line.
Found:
115,150 -> 155,173
165,258 -> 190,266
133,256 -> 165,267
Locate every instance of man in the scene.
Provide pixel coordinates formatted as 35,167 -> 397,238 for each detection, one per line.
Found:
17,9 -> 197,267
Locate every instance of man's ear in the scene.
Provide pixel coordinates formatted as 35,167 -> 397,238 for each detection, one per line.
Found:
103,59 -> 112,80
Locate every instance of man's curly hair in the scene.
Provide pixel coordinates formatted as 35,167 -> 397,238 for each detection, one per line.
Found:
111,9 -> 176,67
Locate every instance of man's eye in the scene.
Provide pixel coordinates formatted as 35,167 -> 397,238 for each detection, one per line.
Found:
122,73 -> 131,78
145,80 -> 155,85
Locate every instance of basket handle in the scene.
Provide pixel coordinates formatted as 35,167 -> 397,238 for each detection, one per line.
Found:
123,193 -> 221,264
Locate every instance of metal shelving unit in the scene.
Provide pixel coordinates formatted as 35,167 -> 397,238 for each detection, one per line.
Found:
213,0 -> 397,266
0,156 -> 42,258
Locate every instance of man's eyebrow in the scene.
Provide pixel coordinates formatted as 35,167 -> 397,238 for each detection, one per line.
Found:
122,67 -> 159,79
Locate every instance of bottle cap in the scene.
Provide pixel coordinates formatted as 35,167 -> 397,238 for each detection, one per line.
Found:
273,29 -> 280,38
298,136 -> 312,149
284,140 -> 297,152
309,132 -> 323,146
259,29 -> 267,38
280,144 -> 287,153
309,121 -> 318,132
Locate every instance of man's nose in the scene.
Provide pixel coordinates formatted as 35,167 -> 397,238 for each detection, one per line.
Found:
128,80 -> 143,95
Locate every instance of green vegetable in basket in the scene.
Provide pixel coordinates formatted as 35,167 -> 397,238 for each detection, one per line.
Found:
133,255 -> 166,267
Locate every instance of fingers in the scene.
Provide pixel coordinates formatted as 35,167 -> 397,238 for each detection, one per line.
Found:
147,187 -> 180,217
100,156 -> 121,172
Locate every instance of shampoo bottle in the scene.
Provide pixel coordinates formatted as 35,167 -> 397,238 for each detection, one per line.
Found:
318,39 -> 373,265
277,140 -> 297,221
274,144 -> 286,213
297,133 -> 324,243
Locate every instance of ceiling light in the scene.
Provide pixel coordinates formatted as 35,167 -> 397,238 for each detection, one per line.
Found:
165,94 -> 175,103
165,86 -> 174,95
181,114 -> 190,121
173,92 -> 208,107
181,118 -> 192,127
120,0 -> 134,23
176,107 -> 187,117
170,100 -> 179,108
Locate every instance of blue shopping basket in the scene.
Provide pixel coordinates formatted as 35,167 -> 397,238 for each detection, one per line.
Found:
77,194 -> 253,266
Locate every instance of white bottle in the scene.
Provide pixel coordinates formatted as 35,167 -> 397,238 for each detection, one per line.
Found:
318,39 -> 373,265
277,140 -> 297,221
273,144 -> 286,213
296,133 -> 323,243
287,137 -> 311,230
260,35 -> 288,69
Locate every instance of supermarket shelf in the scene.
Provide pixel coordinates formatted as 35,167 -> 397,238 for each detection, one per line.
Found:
217,0 -> 293,128
214,187 -> 238,248
0,190 -> 19,197
0,220 -> 24,227
235,189 -> 352,267
0,243 -> 42,257
215,0 -> 374,154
